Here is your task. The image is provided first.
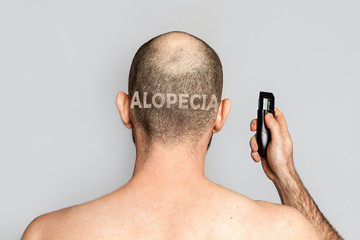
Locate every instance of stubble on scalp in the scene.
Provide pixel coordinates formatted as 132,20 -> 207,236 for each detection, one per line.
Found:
128,31 -> 223,148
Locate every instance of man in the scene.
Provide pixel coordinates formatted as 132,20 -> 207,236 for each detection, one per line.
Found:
22,31 -> 341,239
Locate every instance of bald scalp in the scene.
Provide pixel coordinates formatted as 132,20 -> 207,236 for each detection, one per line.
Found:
128,31 -> 223,146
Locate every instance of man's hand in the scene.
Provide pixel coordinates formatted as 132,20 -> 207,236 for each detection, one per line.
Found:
249,107 -> 342,240
249,107 -> 295,183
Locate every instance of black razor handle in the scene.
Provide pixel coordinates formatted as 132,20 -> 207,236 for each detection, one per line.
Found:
256,91 -> 275,158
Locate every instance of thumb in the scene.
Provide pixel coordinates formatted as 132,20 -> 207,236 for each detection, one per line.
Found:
265,113 -> 281,140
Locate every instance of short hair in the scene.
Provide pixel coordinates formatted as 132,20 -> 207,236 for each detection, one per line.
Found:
128,31 -> 223,146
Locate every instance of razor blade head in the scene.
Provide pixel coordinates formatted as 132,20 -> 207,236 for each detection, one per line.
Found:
258,91 -> 275,110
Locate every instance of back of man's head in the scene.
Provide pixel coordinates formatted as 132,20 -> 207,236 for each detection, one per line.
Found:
128,31 -> 223,147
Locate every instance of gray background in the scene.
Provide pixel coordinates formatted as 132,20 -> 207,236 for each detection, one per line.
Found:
1,0 -> 359,239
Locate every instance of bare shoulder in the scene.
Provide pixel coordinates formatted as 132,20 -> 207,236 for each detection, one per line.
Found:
21,211 -> 59,240
21,215 -> 44,240
21,204 -> 83,240
255,200 -> 320,240
203,184 -> 319,239
21,191 -> 123,240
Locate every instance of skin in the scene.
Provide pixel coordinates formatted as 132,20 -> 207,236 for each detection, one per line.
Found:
22,32 -> 320,240
21,98 -> 319,240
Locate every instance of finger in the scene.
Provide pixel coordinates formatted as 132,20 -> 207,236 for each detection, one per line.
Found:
250,119 -> 257,131
265,112 -> 282,140
274,107 -> 288,130
251,151 -> 261,162
249,134 -> 258,152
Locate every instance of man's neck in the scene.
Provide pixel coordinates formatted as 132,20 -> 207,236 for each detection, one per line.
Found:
129,142 -> 209,190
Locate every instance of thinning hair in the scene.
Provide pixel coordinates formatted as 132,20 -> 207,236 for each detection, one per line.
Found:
128,31 -> 223,147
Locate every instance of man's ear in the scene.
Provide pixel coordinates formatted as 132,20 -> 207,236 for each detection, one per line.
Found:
116,91 -> 133,129
212,98 -> 231,133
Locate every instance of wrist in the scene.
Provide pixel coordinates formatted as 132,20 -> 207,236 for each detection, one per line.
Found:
272,165 -> 299,197
273,163 -> 297,184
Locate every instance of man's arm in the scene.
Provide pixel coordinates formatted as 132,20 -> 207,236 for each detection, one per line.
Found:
249,107 -> 342,240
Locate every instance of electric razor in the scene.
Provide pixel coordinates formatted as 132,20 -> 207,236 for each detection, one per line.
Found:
256,91 -> 275,158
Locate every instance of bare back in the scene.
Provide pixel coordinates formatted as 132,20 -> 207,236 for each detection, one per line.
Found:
22,179 -> 318,240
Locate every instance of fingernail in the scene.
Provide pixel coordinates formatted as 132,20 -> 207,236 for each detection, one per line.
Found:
267,114 -> 273,119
